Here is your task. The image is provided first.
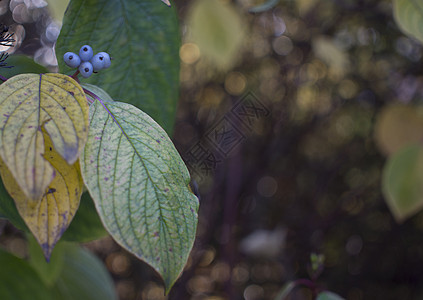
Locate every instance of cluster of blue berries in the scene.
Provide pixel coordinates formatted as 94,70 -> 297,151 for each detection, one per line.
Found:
64,45 -> 111,78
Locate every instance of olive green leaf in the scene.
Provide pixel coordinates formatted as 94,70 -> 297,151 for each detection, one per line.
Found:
62,192 -> 108,242
56,0 -> 180,134
51,244 -> 118,300
0,248 -> 53,300
81,99 -> 198,292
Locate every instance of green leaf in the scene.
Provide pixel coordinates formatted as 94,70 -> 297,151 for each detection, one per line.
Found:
0,176 -> 28,231
0,248 -> 53,300
80,100 -> 199,292
393,0 -> 423,44
187,0 -> 246,69
62,192 -> 108,242
56,0 -> 180,134
0,73 -> 89,200
51,243 -> 117,300
273,282 -> 295,300
382,144 -> 423,222
29,236 -> 116,299
28,235 -> 66,286
316,291 -> 345,300
0,55 -> 48,78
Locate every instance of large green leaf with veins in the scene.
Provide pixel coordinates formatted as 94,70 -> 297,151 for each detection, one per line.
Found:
55,0 -> 180,134
80,99 -> 198,292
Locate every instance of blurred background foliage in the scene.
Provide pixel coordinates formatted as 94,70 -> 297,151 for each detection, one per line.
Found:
2,0 -> 423,299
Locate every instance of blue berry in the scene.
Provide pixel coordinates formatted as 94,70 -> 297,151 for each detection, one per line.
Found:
79,45 -> 93,61
98,52 -> 111,69
79,61 -> 93,78
90,53 -> 106,72
63,52 -> 81,68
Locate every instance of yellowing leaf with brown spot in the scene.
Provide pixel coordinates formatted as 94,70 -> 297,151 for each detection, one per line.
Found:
0,131 -> 84,259
0,73 -> 89,200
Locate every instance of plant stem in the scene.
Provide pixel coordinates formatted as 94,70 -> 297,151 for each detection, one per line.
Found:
71,70 -> 80,82
82,88 -> 98,105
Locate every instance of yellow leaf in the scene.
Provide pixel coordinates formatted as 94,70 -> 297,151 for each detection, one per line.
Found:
0,73 -> 89,200
0,131 -> 84,260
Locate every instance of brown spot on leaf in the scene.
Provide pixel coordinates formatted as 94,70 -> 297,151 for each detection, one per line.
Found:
47,188 -> 56,194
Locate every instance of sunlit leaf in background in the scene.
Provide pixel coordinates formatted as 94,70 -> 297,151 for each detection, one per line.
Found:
0,73 -> 89,200
187,0 -> 246,70
81,99 -> 199,292
312,36 -> 350,77
45,0 -> 71,23
393,0 -> 423,44
374,104 -> 423,156
0,131 -> 84,260
382,144 -> 423,223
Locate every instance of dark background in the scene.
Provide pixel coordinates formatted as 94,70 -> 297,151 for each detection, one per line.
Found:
2,0 -> 423,299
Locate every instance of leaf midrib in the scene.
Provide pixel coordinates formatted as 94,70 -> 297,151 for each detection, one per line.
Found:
95,101 -> 187,276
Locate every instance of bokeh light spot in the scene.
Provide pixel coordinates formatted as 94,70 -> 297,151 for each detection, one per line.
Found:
180,42 -> 201,64
224,71 -> 246,95
345,235 -> 363,256
257,176 -> 278,197
272,36 -> 293,56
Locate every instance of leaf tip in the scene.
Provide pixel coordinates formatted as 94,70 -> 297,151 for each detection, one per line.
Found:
162,0 -> 171,7
41,242 -> 53,262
